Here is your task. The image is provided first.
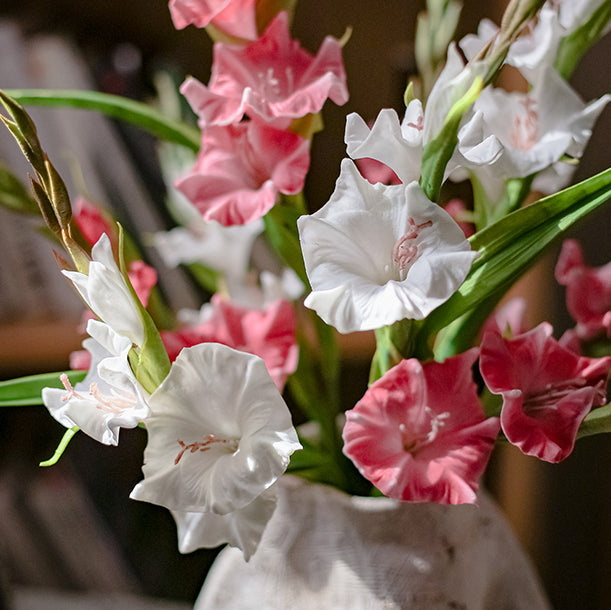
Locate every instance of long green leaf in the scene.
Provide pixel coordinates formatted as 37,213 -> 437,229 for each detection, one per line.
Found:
0,370 -> 87,407
4,89 -> 200,152
263,205 -> 310,289
415,168 -> 611,355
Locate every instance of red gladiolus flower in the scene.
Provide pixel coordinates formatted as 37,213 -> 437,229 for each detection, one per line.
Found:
480,322 -> 611,463
555,239 -> 611,340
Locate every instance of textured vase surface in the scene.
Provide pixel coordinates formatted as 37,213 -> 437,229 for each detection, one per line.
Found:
195,476 -> 550,609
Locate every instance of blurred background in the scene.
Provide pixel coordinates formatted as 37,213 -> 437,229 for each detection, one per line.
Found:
0,0 -> 609,608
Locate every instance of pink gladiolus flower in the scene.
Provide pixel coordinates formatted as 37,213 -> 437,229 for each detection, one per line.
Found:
555,239 -> 611,339
162,294 -> 298,390
73,197 -> 114,247
169,0 -> 258,40
175,118 -> 310,226
128,261 -> 157,308
342,349 -> 500,505
180,12 -> 349,126
479,322 -> 611,463
480,297 -> 527,339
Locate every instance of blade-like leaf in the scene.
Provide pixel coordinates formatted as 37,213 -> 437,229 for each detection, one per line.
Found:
0,370 -> 87,407
4,89 -> 200,152
415,168 -> 611,356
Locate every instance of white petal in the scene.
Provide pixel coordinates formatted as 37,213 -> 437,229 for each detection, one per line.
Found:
130,343 -> 301,514
171,487 -> 277,561
345,104 -> 423,184
299,160 -> 476,334
62,234 -> 144,345
42,322 -> 150,445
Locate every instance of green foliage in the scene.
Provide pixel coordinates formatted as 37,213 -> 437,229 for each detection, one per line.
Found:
413,168 -> 611,358
5,89 -> 200,152
0,370 -> 86,407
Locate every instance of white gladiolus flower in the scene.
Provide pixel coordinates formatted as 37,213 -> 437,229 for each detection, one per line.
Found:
458,67 -> 610,200
152,216 -> 263,285
460,11 -> 563,84
297,159 -> 477,334
130,342 -> 300,530
551,0 -> 611,32
42,320 -> 150,445
345,44 -> 488,187
171,487 -> 277,561
345,102 -> 424,184
63,233 -> 145,346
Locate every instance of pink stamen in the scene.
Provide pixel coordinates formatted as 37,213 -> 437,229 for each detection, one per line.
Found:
174,435 -> 239,465
392,218 -> 433,280
59,373 -> 137,414
400,407 -> 450,454
406,115 -> 424,131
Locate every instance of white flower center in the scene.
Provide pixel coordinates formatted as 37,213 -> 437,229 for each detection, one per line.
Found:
391,217 -> 433,281
60,373 -> 137,414
174,435 -> 239,465
510,98 -> 539,151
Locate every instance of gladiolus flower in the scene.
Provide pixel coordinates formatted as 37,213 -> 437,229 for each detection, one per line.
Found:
555,239 -> 611,339
175,118 -> 310,226
169,0 -> 258,40
62,234 -> 145,346
458,67 -> 610,201
170,487 -> 276,561
73,197 -> 115,247
180,11 -> 348,126
43,320 -> 150,445
342,349 -> 500,504
130,343 -> 301,558
152,217 -> 263,285
297,159 -> 477,334
479,322 -> 611,463
161,294 -> 298,390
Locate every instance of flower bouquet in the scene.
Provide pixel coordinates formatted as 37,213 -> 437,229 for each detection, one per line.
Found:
0,0 -> 610,606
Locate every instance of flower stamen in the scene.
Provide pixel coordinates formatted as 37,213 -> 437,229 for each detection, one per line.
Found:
392,218 -> 433,280
400,407 -> 450,454
174,435 -> 239,465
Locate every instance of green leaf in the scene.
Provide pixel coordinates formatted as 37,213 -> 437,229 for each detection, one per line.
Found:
0,163 -> 40,215
263,205 -> 310,289
4,89 -> 200,152
0,370 -> 87,407
415,168 -> 611,355
579,403 -> 611,439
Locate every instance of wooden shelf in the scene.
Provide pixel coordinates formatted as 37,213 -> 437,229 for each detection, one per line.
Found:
0,318 -> 83,377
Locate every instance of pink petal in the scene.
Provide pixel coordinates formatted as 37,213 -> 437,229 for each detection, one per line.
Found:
480,322 -> 611,462
175,119 -> 309,226
342,351 -> 499,505
555,239 -> 611,339
169,0 -> 258,40
180,12 -> 348,125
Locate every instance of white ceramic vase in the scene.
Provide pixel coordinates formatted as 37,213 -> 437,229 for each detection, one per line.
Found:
195,476 -> 550,609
